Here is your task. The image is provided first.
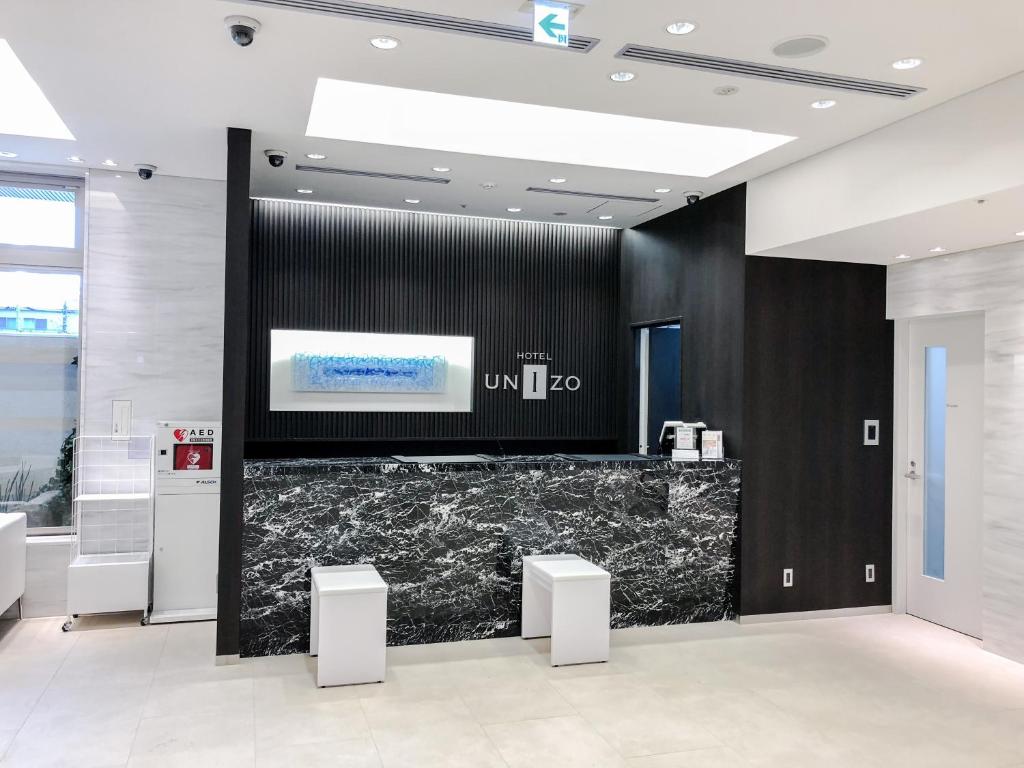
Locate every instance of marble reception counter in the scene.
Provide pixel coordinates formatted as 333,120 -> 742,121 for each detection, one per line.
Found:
240,455 -> 741,658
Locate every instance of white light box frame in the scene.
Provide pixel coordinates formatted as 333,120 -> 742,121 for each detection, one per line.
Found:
269,329 -> 475,412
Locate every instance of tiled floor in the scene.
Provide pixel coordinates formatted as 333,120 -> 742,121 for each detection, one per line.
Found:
2,613 -> 1024,767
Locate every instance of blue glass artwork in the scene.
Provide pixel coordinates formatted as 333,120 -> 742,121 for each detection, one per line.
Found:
292,353 -> 448,394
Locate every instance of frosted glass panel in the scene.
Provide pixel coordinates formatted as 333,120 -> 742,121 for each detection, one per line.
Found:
923,346 -> 946,580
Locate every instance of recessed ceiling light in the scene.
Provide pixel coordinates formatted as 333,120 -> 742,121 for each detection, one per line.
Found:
0,150 -> 17,158
405,198 -> 420,204
896,253 -> 909,259
306,79 -> 795,178
507,207 -> 522,213
609,71 -> 636,83
480,182 -> 497,190
115,174 -> 122,179
666,21 -> 697,35
370,36 -> 399,50
101,159 -> 118,167
432,166 -> 451,173
654,187 -> 671,194
892,58 -> 923,70
296,188 -> 313,194
714,85 -> 740,96
549,177 -> 567,184
598,215 -> 614,220
929,246 -> 947,253
305,153 -> 326,160
772,35 -> 829,59
810,99 -> 837,109
1016,231 -> 1024,237
0,40 -> 75,140
67,155 -> 84,163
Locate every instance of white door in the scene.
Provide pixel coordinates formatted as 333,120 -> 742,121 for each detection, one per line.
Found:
906,313 -> 983,637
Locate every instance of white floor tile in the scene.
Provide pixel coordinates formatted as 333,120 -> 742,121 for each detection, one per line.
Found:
1,614 -> 1023,767
255,737 -> 382,768
485,714 -> 626,767
370,717 -> 507,768
625,747 -> 750,767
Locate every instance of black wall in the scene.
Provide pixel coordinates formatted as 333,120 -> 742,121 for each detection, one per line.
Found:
741,256 -> 893,614
619,184 -> 747,458
246,200 -> 621,454
217,127 -> 252,658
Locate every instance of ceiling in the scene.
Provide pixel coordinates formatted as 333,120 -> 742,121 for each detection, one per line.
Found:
757,185 -> 1024,265
2,0 -> 1024,228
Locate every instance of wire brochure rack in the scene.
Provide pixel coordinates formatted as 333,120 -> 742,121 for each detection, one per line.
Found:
63,435 -> 153,631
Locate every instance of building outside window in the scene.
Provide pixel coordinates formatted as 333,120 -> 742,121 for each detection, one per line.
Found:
0,173 -> 83,532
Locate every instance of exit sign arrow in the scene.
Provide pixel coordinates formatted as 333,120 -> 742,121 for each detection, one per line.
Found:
538,13 -> 566,39
533,0 -> 570,47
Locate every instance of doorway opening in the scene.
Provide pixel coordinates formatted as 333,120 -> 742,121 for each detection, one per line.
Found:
633,320 -> 682,455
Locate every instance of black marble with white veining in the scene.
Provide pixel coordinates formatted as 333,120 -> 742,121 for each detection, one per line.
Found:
240,456 -> 740,657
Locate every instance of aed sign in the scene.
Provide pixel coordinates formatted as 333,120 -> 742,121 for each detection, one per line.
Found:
533,0 -> 570,47
484,351 -> 581,400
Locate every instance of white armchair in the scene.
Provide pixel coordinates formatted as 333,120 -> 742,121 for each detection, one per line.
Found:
0,512 -> 27,617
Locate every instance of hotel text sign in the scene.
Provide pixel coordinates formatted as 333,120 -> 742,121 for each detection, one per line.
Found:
484,351 -> 581,400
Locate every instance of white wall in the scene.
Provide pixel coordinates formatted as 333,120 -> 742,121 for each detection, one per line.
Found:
888,241 -> 1024,664
748,71 -> 1024,256
80,170 -> 226,437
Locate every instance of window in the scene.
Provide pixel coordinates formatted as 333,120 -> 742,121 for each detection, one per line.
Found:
0,185 -> 77,249
0,173 -> 83,269
0,172 -> 83,532
923,346 -> 947,580
0,270 -> 81,337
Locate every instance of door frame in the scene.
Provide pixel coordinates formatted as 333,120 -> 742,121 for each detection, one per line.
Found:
629,316 -> 683,455
891,310 -> 985,624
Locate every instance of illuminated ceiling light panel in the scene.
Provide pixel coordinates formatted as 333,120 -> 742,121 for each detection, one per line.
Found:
0,40 -> 75,140
306,78 -> 795,178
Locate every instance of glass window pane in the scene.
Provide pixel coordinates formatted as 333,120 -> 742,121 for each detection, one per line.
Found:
0,270 -> 80,336
924,346 -> 947,580
0,269 -> 80,529
0,185 -> 77,249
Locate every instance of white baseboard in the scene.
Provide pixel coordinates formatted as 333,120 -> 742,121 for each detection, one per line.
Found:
215,654 -> 241,666
739,605 -> 892,625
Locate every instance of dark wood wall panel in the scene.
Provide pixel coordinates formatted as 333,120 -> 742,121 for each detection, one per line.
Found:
741,256 -> 894,615
619,185 -> 747,458
246,201 -> 620,444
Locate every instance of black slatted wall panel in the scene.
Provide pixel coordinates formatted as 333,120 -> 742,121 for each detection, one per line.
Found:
247,200 -> 620,444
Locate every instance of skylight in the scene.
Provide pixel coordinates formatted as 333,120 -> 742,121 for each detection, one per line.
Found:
0,39 -> 75,141
306,78 -> 794,178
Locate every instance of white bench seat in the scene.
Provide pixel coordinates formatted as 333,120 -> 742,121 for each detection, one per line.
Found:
521,554 -> 610,666
310,564 -> 387,687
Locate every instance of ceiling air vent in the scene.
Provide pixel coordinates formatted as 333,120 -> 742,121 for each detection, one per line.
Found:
616,44 -> 925,99
296,165 -> 451,184
235,0 -> 600,52
526,187 -> 660,203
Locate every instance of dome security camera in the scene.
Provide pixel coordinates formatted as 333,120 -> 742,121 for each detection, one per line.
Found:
264,149 -> 288,168
225,15 -> 261,47
135,163 -> 157,180
685,191 -> 704,205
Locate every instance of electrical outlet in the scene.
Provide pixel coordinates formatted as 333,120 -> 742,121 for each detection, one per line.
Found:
865,564 -> 876,583
783,568 -> 794,588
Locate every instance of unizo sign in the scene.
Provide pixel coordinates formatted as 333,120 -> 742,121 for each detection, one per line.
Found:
483,351 -> 581,400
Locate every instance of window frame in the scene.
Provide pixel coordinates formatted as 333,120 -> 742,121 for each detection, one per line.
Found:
0,171 -> 84,269
0,171 -> 84,535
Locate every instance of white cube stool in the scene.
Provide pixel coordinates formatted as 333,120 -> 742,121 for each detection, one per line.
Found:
521,554 -> 611,666
310,564 -> 388,687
